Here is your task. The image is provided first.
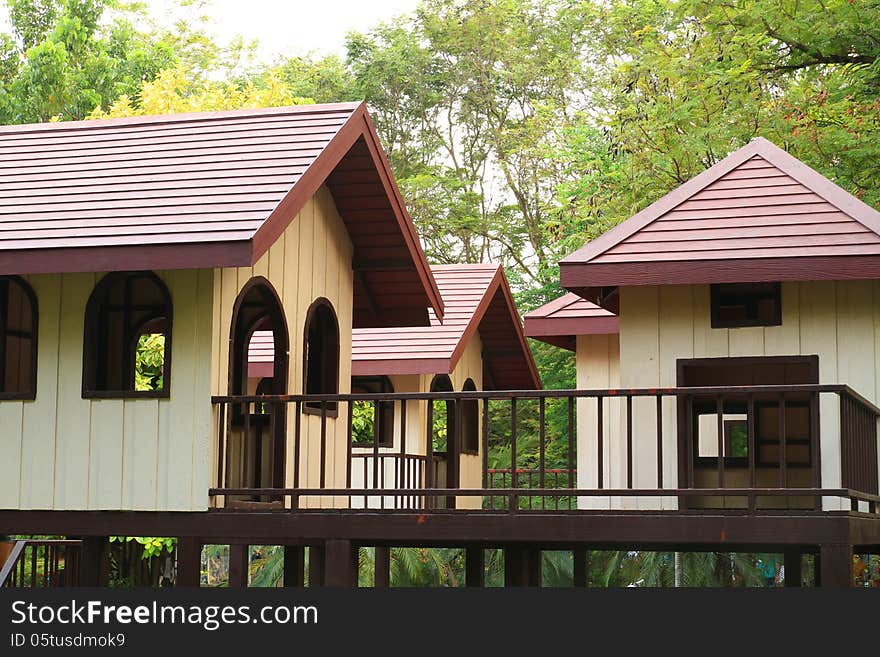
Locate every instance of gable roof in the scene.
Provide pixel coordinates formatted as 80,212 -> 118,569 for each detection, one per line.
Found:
248,264 -> 540,389
0,102 -> 443,327
524,292 -> 618,351
560,137 -> 880,298
352,264 -> 540,389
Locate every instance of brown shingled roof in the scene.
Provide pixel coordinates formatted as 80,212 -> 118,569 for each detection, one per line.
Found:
248,264 -> 540,389
0,102 -> 443,327
560,137 -> 880,298
350,264 -> 539,390
524,292 -> 618,350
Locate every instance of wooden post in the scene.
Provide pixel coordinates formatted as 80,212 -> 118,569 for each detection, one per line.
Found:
819,544 -> 853,588
283,546 -> 305,587
465,547 -> 484,587
175,537 -> 201,588
784,549 -> 802,587
323,539 -> 357,587
374,547 -> 391,588
308,545 -> 325,588
573,549 -> 589,587
504,545 -> 541,587
79,536 -> 109,587
228,544 -> 249,588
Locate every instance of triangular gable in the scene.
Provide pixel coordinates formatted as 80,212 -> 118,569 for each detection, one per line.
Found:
351,264 -> 541,390
560,138 -> 880,295
0,102 -> 443,327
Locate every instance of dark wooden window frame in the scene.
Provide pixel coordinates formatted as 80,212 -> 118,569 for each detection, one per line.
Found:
82,271 -> 172,400
302,297 -> 340,417
710,282 -> 782,328
0,275 -> 38,401
227,276 -> 290,492
460,378 -> 479,455
351,375 -> 394,448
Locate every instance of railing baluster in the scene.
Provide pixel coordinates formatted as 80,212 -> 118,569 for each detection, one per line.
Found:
399,400 -> 407,509
372,400 -> 380,501
346,399 -> 353,509
748,394 -> 756,513
243,400 -> 251,493
511,397 -> 518,512
568,396 -> 575,503
425,399 -> 434,510
539,397 -> 546,508
216,402 -> 226,491
778,394 -> 786,488
656,394 -> 663,489
626,395 -> 633,489
597,396 -> 604,489
716,395 -> 725,490
319,401 -> 327,490
293,401 -> 302,489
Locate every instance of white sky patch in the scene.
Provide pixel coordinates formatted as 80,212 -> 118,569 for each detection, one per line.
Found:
0,0 -> 421,60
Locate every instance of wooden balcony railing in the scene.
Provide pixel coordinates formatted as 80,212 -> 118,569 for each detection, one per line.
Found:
210,384 -> 880,515
0,540 -> 81,588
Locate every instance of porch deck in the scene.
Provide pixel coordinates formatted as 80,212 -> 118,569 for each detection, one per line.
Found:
210,384 -> 880,516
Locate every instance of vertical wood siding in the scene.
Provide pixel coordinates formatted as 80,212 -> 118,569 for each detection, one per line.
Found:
611,281 -> 880,510
0,269 -> 213,511
210,186 -> 354,509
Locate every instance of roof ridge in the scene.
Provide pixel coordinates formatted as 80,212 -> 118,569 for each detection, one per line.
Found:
0,102 -> 365,136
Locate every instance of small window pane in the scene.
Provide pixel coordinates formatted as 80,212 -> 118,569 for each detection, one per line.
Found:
711,283 -> 781,328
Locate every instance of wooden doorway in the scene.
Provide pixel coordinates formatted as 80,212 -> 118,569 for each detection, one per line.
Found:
677,356 -> 819,509
430,374 -> 459,507
228,277 -> 289,505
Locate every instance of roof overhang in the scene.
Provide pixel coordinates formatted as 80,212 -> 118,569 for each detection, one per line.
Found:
0,102 -> 444,328
523,293 -> 619,351
352,266 -> 541,390
560,137 -> 880,302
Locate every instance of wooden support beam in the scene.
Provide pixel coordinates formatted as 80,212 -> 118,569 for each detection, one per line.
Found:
308,545 -> 325,588
228,544 -> 249,588
175,537 -> 201,588
504,545 -> 541,587
818,544 -> 853,588
283,546 -> 305,587
573,550 -> 589,587
374,547 -> 391,588
79,536 -> 109,587
783,549 -> 802,587
465,547 -> 484,587
323,539 -> 358,587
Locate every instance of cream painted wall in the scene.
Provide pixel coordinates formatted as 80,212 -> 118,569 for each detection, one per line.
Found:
0,269 -> 213,512
610,281 -> 880,510
575,333 -> 620,509
350,332 -> 486,509
211,186 -> 354,510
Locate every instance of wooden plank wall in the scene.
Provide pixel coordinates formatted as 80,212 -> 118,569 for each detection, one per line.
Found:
210,186 -> 354,510
0,269 -> 213,512
615,281 -> 880,511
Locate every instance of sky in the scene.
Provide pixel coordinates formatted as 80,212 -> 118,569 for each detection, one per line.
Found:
0,0 -> 422,60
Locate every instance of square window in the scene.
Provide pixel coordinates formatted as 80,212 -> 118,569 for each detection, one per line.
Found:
710,283 -> 781,328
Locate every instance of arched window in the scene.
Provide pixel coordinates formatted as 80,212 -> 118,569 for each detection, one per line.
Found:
351,376 -> 394,447
430,374 -> 455,453
303,298 -> 339,413
461,378 -> 479,454
83,271 -> 171,398
0,276 -> 38,400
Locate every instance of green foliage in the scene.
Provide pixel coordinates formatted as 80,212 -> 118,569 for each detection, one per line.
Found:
351,401 -> 377,445
109,535 -> 175,560
134,333 -> 164,392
